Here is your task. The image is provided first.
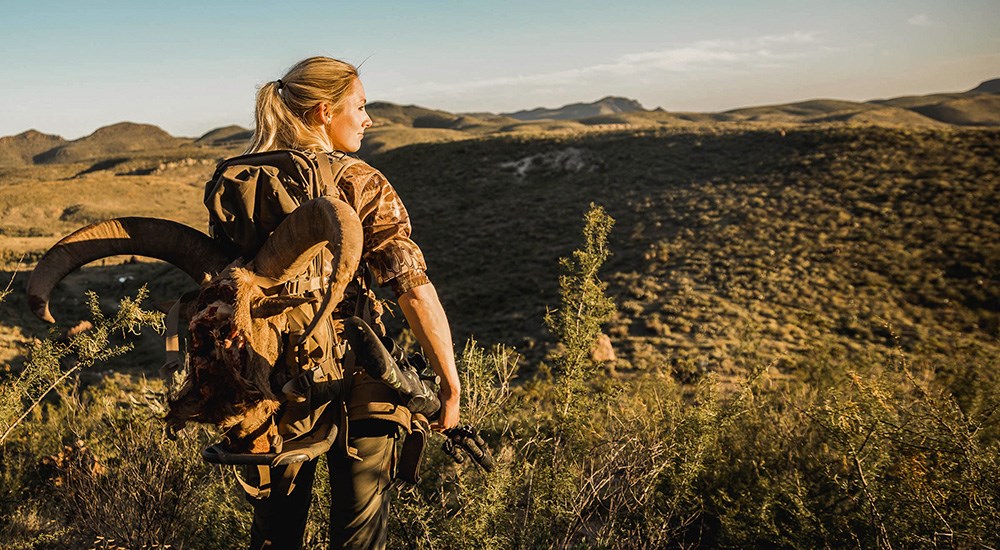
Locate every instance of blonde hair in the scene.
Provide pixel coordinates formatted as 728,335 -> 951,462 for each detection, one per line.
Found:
245,56 -> 359,154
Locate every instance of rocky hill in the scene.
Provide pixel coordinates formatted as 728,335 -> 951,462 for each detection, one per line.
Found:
366,102 -> 454,127
506,96 -> 647,121
33,122 -> 191,164
969,78 -> 1000,94
0,130 -> 67,166
195,125 -> 252,147
907,95 -> 1000,126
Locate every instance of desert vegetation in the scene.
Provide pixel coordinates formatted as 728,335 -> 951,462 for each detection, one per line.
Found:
1,201 -> 997,548
1,87 -> 998,546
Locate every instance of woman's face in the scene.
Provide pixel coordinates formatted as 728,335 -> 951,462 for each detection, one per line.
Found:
324,77 -> 373,153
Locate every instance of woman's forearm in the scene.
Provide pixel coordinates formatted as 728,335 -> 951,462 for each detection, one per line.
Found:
397,281 -> 460,429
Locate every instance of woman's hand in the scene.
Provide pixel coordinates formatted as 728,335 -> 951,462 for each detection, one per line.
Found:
398,281 -> 461,431
434,385 -> 461,431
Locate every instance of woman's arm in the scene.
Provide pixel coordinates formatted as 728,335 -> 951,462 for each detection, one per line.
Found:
398,282 -> 460,431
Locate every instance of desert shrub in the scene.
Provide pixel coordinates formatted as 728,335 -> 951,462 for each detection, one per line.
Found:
0,287 -> 164,445
1,378 -> 249,549
0,286 -> 248,548
388,339 -> 520,549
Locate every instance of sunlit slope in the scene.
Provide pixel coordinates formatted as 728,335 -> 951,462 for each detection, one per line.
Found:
2,124 -> 997,379
376,126 -> 999,373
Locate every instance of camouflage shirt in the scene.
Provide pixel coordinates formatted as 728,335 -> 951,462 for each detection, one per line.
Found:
317,159 -> 430,328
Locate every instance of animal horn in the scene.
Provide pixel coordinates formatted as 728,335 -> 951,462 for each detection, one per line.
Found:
27,217 -> 233,324
250,196 -> 363,305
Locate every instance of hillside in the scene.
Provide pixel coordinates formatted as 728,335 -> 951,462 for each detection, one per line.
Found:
721,98 -> 975,126
0,130 -> 67,166
723,99 -> 872,121
809,105 -> 945,126
4,124 -> 995,384
506,96 -> 647,121
195,124 -> 252,147
373,125 -> 999,375
908,94 -> 1000,126
366,102 -> 513,129
969,78 -> 1000,93
34,122 -> 192,164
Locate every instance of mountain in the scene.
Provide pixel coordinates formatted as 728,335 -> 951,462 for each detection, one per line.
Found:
34,122 -> 189,164
367,102 -> 465,128
505,96 -> 647,121
907,95 -> 1000,126
367,102 -> 515,130
872,90 -> 1000,126
969,78 -> 1000,94
720,99 -> 944,126
811,106 -> 944,126
195,125 -> 252,147
0,130 -> 67,166
723,99 -> 876,122
3,78 -> 999,166
359,103 -> 521,156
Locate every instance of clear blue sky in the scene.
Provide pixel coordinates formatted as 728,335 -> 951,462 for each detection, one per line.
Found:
1,0 -> 997,139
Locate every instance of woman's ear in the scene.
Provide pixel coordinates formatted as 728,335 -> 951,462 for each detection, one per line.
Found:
319,102 -> 334,125
309,103 -> 331,126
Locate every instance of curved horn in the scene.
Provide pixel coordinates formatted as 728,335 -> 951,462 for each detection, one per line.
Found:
27,217 -> 233,323
250,197 -> 363,297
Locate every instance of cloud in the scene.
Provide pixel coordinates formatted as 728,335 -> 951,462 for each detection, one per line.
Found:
399,31 -> 825,105
908,13 -> 934,27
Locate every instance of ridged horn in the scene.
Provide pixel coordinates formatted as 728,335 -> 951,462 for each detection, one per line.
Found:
27,217 -> 233,323
249,197 -> 363,302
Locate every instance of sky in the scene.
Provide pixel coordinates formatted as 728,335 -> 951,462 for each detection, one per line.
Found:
1,0 -> 998,139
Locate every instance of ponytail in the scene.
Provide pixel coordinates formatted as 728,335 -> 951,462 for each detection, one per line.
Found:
245,57 -> 360,154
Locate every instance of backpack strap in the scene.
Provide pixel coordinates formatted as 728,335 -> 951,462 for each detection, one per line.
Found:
314,153 -> 337,197
354,265 -> 376,327
232,459 -> 306,500
316,151 -> 362,196
279,151 -> 361,298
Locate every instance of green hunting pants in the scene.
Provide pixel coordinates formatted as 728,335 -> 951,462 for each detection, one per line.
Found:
248,420 -> 399,550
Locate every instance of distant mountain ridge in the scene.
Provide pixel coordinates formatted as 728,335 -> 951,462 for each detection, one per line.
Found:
505,96 -> 647,121
2,78 -> 998,166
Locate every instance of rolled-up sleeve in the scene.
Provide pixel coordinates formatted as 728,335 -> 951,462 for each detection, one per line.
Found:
336,164 -> 430,296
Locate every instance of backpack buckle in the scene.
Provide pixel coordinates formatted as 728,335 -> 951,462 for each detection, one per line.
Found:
281,275 -> 327,296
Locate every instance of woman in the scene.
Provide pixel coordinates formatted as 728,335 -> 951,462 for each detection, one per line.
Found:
244,56 -> 460,550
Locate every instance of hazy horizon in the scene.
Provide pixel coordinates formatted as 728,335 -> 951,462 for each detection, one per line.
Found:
2,0 -> 997,140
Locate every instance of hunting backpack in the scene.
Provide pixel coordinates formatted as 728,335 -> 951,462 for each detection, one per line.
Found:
192,149 -> 422,497
205,149 -> 359,261
182,150 -> 360,495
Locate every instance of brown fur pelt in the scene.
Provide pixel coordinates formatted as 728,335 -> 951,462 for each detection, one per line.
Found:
165,265 -> 286,452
